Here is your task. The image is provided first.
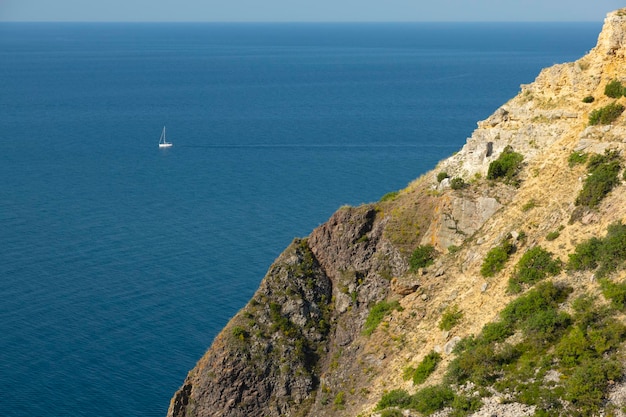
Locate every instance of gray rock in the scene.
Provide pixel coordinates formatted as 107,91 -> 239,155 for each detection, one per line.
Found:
444,336 -> 462,354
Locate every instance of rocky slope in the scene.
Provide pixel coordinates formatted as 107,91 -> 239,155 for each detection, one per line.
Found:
168,9 -> 626,417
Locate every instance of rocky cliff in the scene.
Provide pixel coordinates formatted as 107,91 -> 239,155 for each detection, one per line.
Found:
169,9 -> 626,417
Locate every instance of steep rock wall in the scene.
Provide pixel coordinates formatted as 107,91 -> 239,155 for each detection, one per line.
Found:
167,206 -> 408,417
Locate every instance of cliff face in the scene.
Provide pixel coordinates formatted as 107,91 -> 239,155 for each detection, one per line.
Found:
169,238 -> 334,417
168,205 -> 412,417
169,9 -> 626,417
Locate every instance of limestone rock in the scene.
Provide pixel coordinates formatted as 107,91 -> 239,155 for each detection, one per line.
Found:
444,336 -> 461,354
594,9 -> 626,58
390,276 -> 420,296
422,194 -> 502,249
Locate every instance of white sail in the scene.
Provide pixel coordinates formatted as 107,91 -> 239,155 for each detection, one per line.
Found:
158,126 -> 173,148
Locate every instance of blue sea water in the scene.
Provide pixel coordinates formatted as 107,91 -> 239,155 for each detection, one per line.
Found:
0,22 -> 600,416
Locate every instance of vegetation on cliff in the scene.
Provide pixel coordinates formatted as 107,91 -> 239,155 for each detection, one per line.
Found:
575,149 -> 622,208
486,145 -> 524,185
378,276 -> 626,416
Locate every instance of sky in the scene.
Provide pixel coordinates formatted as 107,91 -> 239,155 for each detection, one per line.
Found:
0,0 -> 624,22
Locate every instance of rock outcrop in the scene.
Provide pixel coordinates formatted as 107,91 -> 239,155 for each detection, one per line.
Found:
169,205 -> 408,417
169,239 -> 333,417
169,9 -> 626,417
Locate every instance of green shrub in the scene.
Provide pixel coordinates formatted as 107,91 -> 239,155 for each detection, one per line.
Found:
440,305 -> 463,331
380,190 -> 399,202
596,221 -> 626,276
487,146 -> 524,183
564,358 -> 622,415
412,351 -> 442,385
376,389 -> 411,410
480,241 -> 515,277
381,275 -> 626,416
363,300 -> 402,336
377,385 -> 460,415
437,171 -> 450,182
522,308 -> 571,342
576,161 -> 621,207
508,246 -> 562,293
449,394 -> 483,417
575,151 -> 621,207
568,151 -> 588,167
410,385 -> 455,414
501,282 -> 572,328
481,321 -> 514,343
231,326 -> 249,341
569,222 -> 626,277
409,244 -> 436,271
582,95 -> 595,103
445,340 -> 509,386
604,79 -> 625,98
450,177 -> 466,190
571,294 -> 604,328
587,149 -> 621,171
556,326 -> 592,367
567,237 -> 602,271
545,230 -> 560,241
600,279 -> 626,310
588,102 -> 625,125
587,320 -> 626,355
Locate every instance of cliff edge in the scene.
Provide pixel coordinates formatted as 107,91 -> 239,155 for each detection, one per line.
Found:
169,9 -> 626,417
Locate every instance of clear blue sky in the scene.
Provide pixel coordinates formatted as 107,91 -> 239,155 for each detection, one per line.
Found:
0,0 -> 624,22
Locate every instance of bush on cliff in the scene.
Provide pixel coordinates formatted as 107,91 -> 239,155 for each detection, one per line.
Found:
363,300 -> 402,336
376,385 -> 455,415
439,305 -> 463,331
588,102 -> 625,125
410,351 -> 442,385
604,79 -> 625,98
409,244 -> 436,271
568,151 -> 588,167
377,389 -> 412,410
481,240 -> 515,277
575,150 -> 622,208
487,146 -> 524,184
569,221 -> 626,278
450,177 -> 467,190
508,246 -> 561,293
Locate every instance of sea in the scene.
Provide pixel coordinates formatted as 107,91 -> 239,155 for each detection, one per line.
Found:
0,22 -> 601,416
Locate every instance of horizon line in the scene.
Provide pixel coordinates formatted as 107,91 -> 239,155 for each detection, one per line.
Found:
0,19 -> 604,24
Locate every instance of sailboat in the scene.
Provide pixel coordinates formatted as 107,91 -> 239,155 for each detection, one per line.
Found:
158,126 -> 173,148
